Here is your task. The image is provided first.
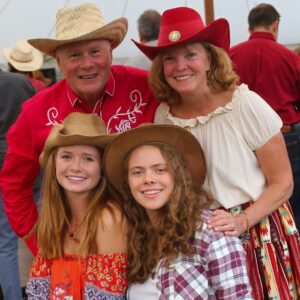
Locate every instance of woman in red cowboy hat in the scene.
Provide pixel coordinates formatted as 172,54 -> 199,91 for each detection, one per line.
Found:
132,6 -> 300,300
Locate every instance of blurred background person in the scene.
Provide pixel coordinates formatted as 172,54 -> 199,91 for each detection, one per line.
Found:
32,69 -> 53,88
0,48 -> 35,300
229,3 -> 300,230
126,9 -> 161,69
3,40 -> 47,92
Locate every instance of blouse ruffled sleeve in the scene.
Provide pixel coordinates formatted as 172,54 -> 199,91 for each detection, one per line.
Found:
237,86 -> 283,151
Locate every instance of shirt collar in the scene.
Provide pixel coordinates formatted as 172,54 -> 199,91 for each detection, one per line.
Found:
249,31 -> 276,42
66,71 -> 116,107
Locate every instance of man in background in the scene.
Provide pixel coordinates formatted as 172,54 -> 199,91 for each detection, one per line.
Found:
3,40 -> 46,92
230,3 -> 300,229
0,67 -> 35,299
126,9 -> 161,69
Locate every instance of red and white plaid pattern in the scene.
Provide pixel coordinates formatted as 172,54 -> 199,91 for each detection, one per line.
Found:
157,210 -> 253,299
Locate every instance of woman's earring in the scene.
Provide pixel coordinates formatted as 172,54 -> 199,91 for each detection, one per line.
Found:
206,71 -> 211,87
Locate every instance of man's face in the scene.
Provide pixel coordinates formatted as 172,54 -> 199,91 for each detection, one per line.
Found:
56,39 -> 112,105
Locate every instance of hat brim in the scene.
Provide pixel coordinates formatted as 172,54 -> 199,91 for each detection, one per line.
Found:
39,130 -> 115,167
28,17 -> 128,57
104,125 -> 206,194
2,47 -> 43,72
132,18 -> 230,60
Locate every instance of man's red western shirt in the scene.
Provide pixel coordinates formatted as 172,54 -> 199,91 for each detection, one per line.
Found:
0,65 -> 159,254
230,32 -> 300,125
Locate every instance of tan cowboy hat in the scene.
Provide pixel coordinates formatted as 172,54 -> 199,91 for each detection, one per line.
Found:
2,40 -> 43,72
40,112 -> 114,167
104,124 -> 206,194
132,6 -> 230,60
28,3 -> 128,57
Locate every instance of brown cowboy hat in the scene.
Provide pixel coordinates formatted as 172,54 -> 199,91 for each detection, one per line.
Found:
40,112 -> 114,167
28,3 -> 128,57
2,40 -> 43,72
104,124 -> 206,194
132,6 -> 230,60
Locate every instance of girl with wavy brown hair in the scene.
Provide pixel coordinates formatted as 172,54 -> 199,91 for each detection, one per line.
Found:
104,124 -> 252,299
26,112 -> 127,299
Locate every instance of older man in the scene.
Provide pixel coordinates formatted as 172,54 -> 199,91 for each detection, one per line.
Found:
0,2 -> 158,259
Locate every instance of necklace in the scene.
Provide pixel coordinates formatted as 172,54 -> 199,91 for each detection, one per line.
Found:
69,229 -> 81,244
67,215 -> 87,244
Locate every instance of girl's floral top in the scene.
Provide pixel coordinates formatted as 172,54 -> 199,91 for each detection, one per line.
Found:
26,253 -> 127,300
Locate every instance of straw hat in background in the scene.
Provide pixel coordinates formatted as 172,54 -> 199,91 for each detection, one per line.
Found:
2,40 -> 43,72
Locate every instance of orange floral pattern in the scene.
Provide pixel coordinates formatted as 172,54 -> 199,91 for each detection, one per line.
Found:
27,253 -> 127,299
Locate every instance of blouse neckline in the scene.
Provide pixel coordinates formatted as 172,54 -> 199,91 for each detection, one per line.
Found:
163,84 -> 246,126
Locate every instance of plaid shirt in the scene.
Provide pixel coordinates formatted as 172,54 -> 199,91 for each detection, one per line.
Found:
157,210 -> 252,299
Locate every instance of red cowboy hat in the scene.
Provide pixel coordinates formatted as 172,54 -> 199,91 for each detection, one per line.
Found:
132,7 -> 230,60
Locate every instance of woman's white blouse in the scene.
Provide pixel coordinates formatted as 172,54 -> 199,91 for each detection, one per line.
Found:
154,84 -> 282,209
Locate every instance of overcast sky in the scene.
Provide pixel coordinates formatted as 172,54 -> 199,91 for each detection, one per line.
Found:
0,0 -> 299,66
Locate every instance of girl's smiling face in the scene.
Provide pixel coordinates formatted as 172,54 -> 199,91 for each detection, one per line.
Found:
55,145 -> 101,199
127,144 -> 174,221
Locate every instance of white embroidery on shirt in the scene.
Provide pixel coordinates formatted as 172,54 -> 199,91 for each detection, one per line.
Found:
46,107 -> 61,126
45,89 -> 146,131
106,90 -> 146,133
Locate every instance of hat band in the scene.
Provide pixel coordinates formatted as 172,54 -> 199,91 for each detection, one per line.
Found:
158,19 -> 204,46
10,51 -> 34,63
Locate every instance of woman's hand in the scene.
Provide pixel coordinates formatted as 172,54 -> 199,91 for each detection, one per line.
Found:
207,209 -> 248,236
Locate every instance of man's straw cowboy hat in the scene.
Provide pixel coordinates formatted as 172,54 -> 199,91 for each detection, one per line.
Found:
28,3 -> 128,57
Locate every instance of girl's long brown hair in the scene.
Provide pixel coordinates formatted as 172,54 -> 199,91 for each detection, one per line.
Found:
121,142 -> 211,283
37,148 -> 110,258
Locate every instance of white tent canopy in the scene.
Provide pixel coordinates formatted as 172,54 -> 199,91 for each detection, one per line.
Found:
0,0 -> 299,67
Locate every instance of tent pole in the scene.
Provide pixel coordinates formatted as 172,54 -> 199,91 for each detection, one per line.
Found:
204,0 -> 215,24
